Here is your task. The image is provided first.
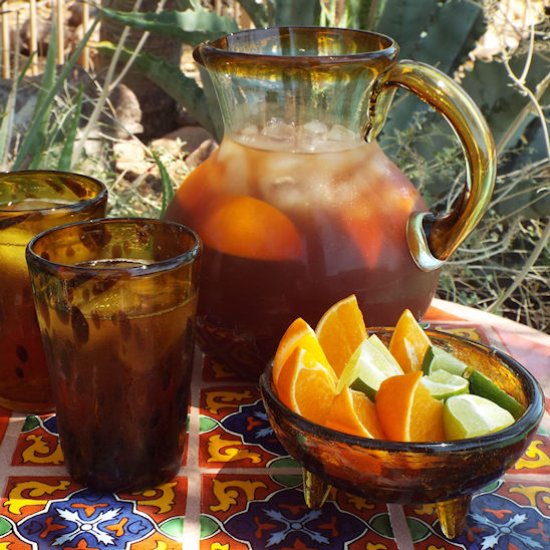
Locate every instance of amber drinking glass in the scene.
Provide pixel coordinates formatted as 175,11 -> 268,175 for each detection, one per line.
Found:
0,170 -> 107,412
26,218 -> 201,492
260,330 -> 544,539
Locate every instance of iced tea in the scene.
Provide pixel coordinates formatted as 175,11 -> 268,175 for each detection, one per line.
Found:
0,171 -> 107,412
27,218 -> 201,491
166,126 -> 440,377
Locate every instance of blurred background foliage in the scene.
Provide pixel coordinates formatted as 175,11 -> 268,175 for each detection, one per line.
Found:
1,0 -> 548,330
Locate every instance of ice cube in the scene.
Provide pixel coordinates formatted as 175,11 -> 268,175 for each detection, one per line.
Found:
301,120 -> 329,138
261,118 -> 295,142
327,124 -> 357,143
296,121 -> 329,152
236,124 -> 259,144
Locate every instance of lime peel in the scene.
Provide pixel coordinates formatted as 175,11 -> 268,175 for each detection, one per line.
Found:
421,369 -> 469,400
422,345 -> 468,376
336,335 -> 403,396
444,394 -> 515,440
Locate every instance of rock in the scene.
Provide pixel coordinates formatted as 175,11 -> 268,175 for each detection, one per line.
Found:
16,16 -> 52,57
185,139 -> 217,171
150,126 -> 214,156
113,140 -> 150,176
105,84 -> 143,137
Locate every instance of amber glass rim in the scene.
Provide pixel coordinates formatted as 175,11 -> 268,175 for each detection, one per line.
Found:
26,217 -> 201,275
260,329 -> 545,454
194,26 -> 398,67
0,170 -> 108,214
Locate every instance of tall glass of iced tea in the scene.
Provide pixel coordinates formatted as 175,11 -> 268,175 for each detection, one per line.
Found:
26,218 -> 201,492
165,27 -> 496,379
0,171 -> 107,412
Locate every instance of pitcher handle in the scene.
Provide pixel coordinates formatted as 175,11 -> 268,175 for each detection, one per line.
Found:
366,60 -> 496,271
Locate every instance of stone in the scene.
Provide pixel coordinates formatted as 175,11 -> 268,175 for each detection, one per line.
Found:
151,126 -> 214,156
185,139 -> 217,171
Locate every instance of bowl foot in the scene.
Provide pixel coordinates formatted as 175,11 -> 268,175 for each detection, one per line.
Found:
302,469 -> 331,508
436,494 -> 472,539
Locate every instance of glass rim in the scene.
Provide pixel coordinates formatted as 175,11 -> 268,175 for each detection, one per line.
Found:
26,217 -> 201,275
0,170 -> 108,214
260,329 -> 545,455
194,26 -> 399,66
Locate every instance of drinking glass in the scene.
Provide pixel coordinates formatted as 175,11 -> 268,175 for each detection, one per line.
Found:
26,218 -> 201,492
0,170 -> 107,412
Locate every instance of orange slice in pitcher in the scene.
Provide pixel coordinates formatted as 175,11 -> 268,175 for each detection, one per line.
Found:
376,371 -> 444,442
388,309 -> 431,373
200,195 -> 303,261
272,318 -> 332,385
315,294 -> 367,376
275,347 -> 337,425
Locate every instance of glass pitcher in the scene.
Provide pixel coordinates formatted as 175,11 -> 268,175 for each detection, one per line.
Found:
165,27 -> 496,379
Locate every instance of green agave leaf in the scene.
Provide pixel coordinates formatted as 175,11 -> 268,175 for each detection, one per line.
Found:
237,0 -> 271,28
58,85 -> 84,171
272,0 -> 322,26
344,0 -> 388,29
379,0 -> 485,139
462,51 -> 549,154
0,78 -> 17,168
152,151 -> 174,217
376,0 -> 440,56
96,42 -> 216,136
0,52 -> 37,167
13,18 -> 100,170
99,6 -> 239,47
25,15 -> 60,169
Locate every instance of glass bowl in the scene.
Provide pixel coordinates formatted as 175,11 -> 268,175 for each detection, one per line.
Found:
259,329 -> 545,539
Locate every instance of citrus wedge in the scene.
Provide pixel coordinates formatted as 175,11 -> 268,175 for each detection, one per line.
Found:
467,370 -> 524,420
337,335 -> 403,398
275,347 -> 337,425
272,317 -> 332,386
444,394 -> 515,440
376,371 -> 444,442
200,195 -> 303,260
422,345 -> 468,376
420,369 -> 469,400
389,309 -> 431,373
324,387 -> 385,439
315,294 -> 367,376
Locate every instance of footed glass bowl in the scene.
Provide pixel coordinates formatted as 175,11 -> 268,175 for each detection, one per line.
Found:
260,329 -> 544,539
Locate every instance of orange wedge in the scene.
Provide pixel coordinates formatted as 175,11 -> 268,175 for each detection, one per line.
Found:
275,347 -> 338,425
200,195 -> 303,261
388,309 -> 431,372
376,371 -> 444,442
272,317 -> 332,385
315,294 -> 367,377
325,387 -> 385,439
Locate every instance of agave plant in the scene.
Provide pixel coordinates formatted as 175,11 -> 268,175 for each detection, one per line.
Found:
9,0 -> 550,332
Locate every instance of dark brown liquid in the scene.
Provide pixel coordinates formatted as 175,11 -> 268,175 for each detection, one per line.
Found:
166,136 -> 440,378
35,265 -> 197,491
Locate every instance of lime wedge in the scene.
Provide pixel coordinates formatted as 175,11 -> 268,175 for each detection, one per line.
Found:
422,346 -> 468,376
444,394 -> 515,440
467,370 -> 524,419
369,334 -> 401,367
337,336 -> 403,398
420,369 -> 469,400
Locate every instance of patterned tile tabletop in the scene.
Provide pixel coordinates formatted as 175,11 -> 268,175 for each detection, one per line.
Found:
0,299 -> 549,549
